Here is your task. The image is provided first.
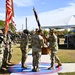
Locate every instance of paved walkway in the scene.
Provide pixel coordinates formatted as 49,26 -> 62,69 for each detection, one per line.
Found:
10,49 -> 75,75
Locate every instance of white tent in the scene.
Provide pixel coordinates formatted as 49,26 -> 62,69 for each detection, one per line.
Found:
42,15 -> 75,29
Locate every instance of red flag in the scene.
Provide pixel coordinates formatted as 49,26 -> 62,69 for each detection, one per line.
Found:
33,7 -> 41,29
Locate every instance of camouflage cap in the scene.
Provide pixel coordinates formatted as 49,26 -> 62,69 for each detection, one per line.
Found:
50,28 -> 56,32
38,29 -> 42,33
36,28 -> 38,31
23,29 -> 29,34
0,30 -> 3,34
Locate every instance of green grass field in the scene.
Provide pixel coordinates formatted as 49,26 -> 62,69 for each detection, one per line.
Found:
58,72 -> 75,75
0,44 -> 75,75
58,49 -> 75,63
12,44 -> 75,63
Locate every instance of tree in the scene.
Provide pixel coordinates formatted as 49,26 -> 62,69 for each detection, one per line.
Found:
0,20 -> 16,33
43,29 -> 49,36
9,23 -> 16,32
0,20 -> 5,28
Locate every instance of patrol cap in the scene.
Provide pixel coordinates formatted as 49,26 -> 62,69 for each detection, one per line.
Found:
0,30 -> 3,34
50,28 -> 56,32
35,28 -> 38,31
38,29 -> 42,33
23,29 -> 29,34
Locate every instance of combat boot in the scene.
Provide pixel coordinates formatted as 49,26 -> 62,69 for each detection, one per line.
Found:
35,68 -> 40,72
48,66 -> 54,70
8,60 -> 12,63
32,67 -> 36,72
56,62 -> 62,68
22,64 -> 28,69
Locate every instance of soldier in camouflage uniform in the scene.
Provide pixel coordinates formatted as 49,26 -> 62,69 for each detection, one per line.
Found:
48,28 -> 62,70
31,29 -> 45,72
20,29 -> 29,68
0,30 -> 4,69
2,35 -> 9,67
2,30 -> 13,68
7,30 -> 13,63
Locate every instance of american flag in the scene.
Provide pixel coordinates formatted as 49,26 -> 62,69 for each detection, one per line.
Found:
5,0 -> 16,34
33,7 -> 41,29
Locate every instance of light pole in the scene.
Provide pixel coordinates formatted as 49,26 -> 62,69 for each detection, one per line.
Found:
25,17 -> 27,29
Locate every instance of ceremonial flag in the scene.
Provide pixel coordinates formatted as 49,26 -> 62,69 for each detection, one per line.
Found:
5,0 -> 16,34
33,7 -> 41,29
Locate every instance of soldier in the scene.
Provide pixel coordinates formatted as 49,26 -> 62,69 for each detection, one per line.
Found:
2,30 -> 13,67
0,30 -> 4,69
48,28 -> 62,70
31,29 -> 45,72
7,30 -> 13,63
20,29 -> 29,68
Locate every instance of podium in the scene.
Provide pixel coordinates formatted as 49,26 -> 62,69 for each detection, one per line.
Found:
42,47 -> 50,55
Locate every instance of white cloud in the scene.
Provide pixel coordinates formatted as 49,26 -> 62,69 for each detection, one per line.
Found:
14,0 -> 34,7
15,2 -> 75,31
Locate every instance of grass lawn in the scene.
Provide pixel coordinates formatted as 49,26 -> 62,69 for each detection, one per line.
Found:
11,44 -> 22,64
0,44 -> 75,75
58,49 -> 75,63
11,44 -> 31,64
12,44 -> 75,64
58,72 -> 75,75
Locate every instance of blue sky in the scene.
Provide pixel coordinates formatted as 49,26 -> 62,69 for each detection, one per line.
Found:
0,0 -> 75,31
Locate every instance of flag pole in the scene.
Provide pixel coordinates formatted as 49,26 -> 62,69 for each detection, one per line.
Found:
33,7 -> 41,30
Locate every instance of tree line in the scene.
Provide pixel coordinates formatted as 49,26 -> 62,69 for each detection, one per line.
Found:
0,20 -> 16,32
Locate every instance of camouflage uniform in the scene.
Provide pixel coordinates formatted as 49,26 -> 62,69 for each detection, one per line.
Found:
48,28 -> 62,69
2,31 -> 13,67
20,29 -> 29,68
0,30 -> 4,69
2,35 -> 9,67
31,30 -> 45,72
7,33 -> 13,63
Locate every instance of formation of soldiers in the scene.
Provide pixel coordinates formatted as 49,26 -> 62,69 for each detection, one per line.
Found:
0,29 -> 13,70
0,28 -> 62,72
20,28 -> 62,72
